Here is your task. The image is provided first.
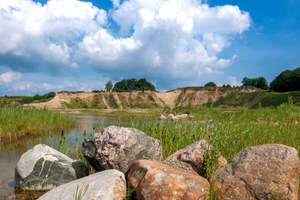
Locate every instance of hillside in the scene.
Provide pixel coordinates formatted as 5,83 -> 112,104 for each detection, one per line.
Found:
23,87 -> 261,110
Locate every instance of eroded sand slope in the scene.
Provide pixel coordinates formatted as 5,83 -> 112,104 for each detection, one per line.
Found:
25,87 -> 259,110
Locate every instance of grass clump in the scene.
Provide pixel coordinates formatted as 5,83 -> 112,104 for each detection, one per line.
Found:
91,94 -> 108,109
104,94 -> 119,109
70,98 -> 89,109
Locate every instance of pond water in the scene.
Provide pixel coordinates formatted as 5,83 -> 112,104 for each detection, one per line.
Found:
0,115 -> 123,199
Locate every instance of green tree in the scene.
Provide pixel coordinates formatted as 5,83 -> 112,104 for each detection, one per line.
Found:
242,77 -> 269,90
33,94 -> 42,100
105,80 -> 113,92
112,78 -> 155,92
222,84 -> 232,88
204,82 -> 217,87
270,68 -> 300,92
46,91 -> 56,98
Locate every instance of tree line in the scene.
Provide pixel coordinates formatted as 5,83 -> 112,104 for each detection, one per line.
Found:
101,67 -> 300,93
103,78 -> 156,92
241,67 -> 300,92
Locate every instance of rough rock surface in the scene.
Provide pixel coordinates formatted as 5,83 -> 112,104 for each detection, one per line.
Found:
159,114 -> 167,120
82,126 -> 162,173
165,140 -> 214,176
175,114 -> 188,119
127,159 -> 210,200
38,169 -> 126,200
211,144 -> 300,200
15,144 -> 88,190
162,160 -> 198,175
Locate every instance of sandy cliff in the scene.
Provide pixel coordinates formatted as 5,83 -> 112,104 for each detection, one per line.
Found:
24,87 -> 260,109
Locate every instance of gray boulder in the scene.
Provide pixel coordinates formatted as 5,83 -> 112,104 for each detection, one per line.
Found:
15,144 -> 88,190
38,169 -> 126,200
82,126 -> 162,173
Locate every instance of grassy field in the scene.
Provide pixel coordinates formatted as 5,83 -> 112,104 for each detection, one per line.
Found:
0,105 -> 75,143
124,98 -> 300,197
53,100 -> 300,199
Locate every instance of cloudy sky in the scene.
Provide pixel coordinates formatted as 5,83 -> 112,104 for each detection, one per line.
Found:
0,0 -> 299,96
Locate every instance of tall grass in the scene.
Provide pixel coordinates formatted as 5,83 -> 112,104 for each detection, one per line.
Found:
127,101 -> 300,179
0,105 -> 75,143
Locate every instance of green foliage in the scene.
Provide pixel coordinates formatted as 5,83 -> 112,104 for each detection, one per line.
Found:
205,82 -> 217,87
92,90 -> 104,93
112,78 -> 155,92
221,84 -> 232,88
91,94 -> 108,109
148,95 -> 155,102
242,77 -> 269,90
212,90 -> 300,109
0,106 -> 75,143
75,184 -> 89,200
70,98 -> 89,108
105,80 -> 113,92
270,67 -> 300,92
104,94 -> 119,109
57,90 -> 84,94
33,91 -> 56,100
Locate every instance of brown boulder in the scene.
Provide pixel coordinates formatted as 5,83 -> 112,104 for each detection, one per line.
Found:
127,159 -> 210,200
211,144 -> 300,200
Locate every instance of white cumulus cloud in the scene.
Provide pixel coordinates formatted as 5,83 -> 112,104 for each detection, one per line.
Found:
0,71 -> 22,84
227,76 -> 242,86
0,0 -> 251,92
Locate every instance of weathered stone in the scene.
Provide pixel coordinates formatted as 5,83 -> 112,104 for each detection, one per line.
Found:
159,114 -> 167,120
165,140 -> 214,176
15,144 -> 88,190
168,114 -> 174,118
211,144 -> 300,200
127,159 -> 210,200
38,169 -> 126,200
162,160 -> 198,175
175,114 -> 188,119
172,116 -> 179,121
82,126 -> 162,173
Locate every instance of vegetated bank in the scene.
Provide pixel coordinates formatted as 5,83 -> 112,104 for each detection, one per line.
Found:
24,86 -> 259,110
0,102 -> 75,144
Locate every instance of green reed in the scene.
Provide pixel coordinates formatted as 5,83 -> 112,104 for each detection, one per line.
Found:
0,105 -> 75,143
127,104 -> 300,178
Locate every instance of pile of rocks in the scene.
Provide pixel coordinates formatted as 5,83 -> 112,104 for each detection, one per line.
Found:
159,113 -> 194,121
14,126 -> 300,200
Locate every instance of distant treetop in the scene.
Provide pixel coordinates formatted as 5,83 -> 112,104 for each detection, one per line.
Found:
270,67 -> 300,92
242,77 -> 269,90
204,82 -> 217,87
112,78 -> 156,92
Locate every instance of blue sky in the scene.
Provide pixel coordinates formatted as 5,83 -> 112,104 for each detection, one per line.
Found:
0,0 -> 299,96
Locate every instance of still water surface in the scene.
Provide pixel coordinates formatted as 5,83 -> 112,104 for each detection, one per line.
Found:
0,115 -> 121,199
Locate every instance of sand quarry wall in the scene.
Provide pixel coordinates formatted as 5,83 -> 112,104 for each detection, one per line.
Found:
25,87 -> 260,110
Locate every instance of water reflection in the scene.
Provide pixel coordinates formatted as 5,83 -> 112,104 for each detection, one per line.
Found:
0,115 -> 121,200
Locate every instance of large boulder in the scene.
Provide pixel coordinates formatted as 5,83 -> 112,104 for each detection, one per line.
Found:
82,126 -> 162,173
165,140 -> 217,176
38,169 -> 126,200
127,159 -> 210,200
211,144 -> 300,200
15,144 -> 88,190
